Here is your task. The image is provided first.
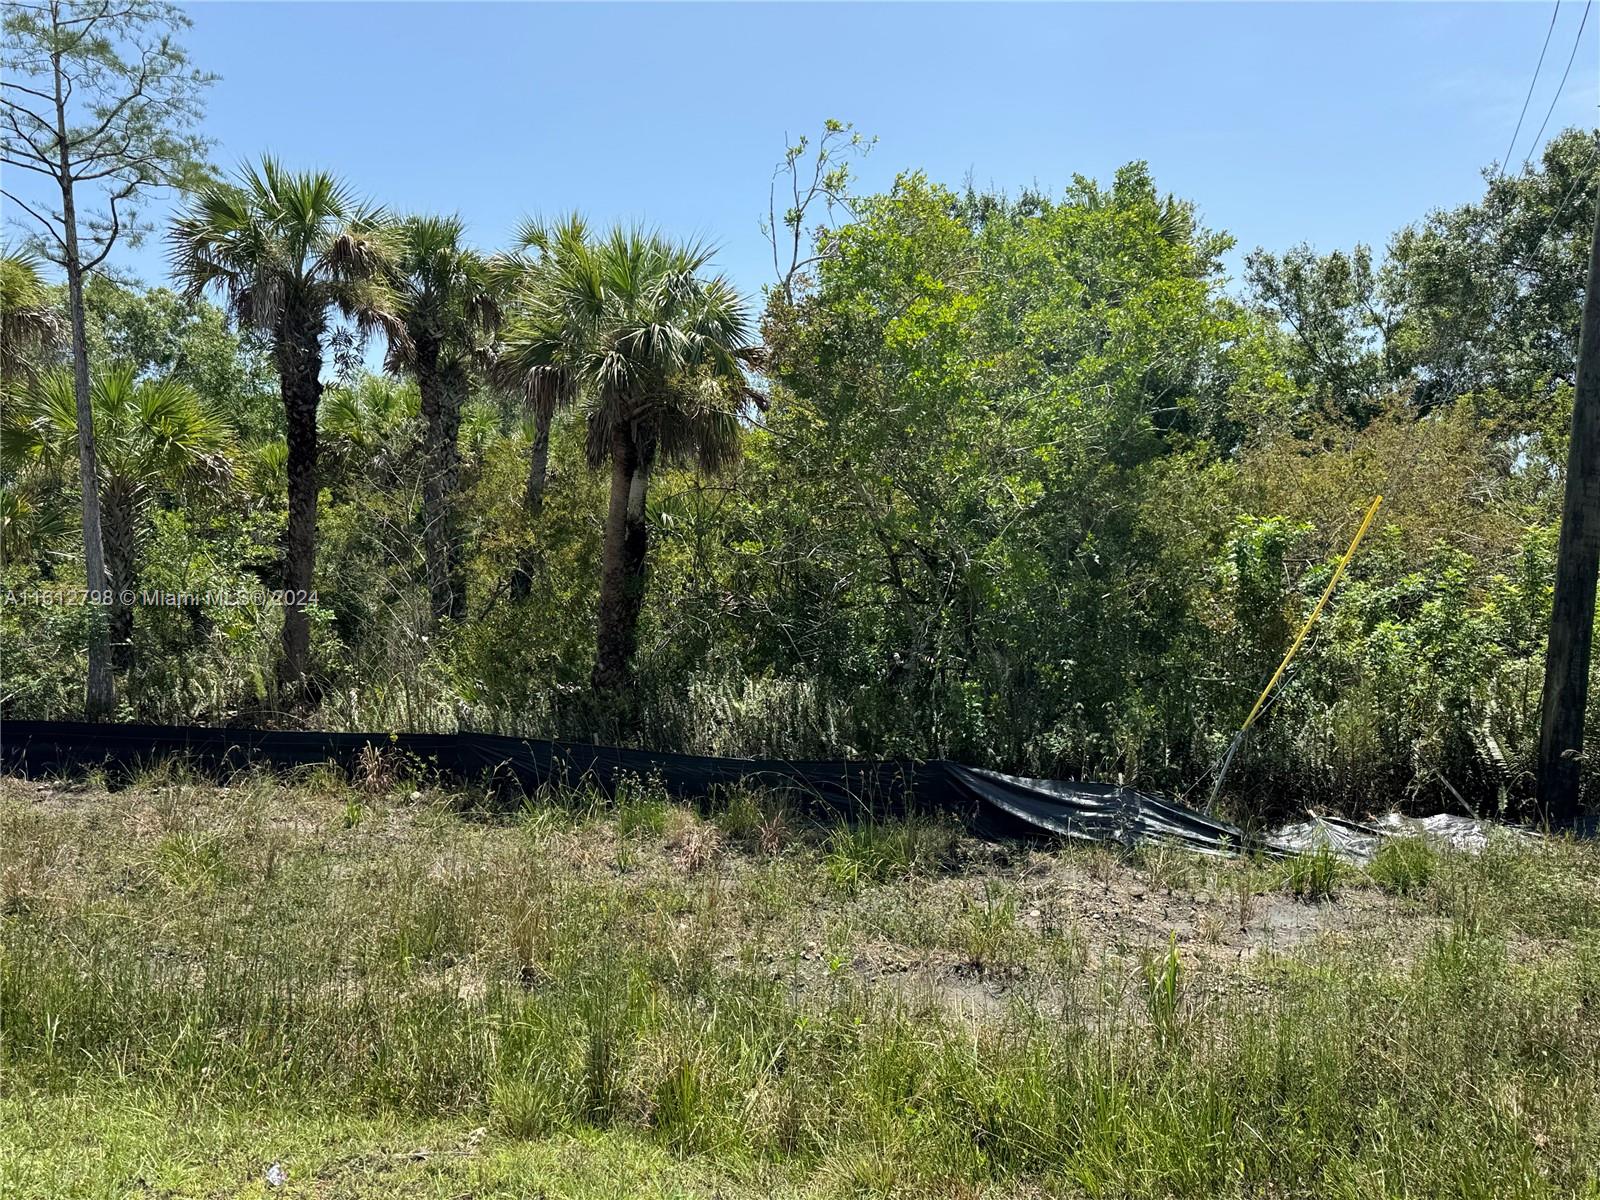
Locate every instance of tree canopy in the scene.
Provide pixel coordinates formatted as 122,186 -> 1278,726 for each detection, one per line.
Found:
4,112 -> 1599,816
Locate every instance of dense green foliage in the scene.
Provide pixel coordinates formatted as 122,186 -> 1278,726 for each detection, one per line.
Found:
3,127 -> 1598,816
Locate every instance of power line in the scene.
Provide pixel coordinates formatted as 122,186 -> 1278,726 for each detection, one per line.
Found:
1524,0 -> 1595,169
1502,1 -> 1564,179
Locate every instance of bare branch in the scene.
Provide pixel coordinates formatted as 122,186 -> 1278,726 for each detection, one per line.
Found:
0,188 -> 68,251
0,149 -> 65,179
81,189 -> 124,270
0,79 -> 60,105
0,93 -> 58,141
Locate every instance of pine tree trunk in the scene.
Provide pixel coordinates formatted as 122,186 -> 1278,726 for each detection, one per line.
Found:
49,26 -> 114,718
277,321 -> 323,694
102,483 -> 138,673
60,194 -> 115,717
443,371 -> 468,622
592,425 -> 651,699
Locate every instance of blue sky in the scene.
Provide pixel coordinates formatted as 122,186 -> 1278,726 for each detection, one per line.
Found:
14,1 -> 1600,301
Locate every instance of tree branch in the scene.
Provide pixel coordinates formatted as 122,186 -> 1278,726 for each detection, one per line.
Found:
81,188 -> 123,270
0,187 -> 68,251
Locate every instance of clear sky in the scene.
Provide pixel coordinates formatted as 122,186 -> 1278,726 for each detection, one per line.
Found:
13,1 -> 1600,301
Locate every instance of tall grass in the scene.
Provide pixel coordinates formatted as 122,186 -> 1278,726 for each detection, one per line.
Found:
3,771 -> 1598,1197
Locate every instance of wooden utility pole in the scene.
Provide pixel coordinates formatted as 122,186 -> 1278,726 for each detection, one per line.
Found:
1537,188 -> 1600,823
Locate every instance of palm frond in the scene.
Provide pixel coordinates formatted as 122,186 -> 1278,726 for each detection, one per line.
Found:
0,250 -> 63,383
9,366 -> 236,506
385,213 -> 500,378
495,219 -> 754,476
171,158 -> 404,346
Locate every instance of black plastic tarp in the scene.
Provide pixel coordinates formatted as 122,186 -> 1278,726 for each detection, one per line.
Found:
0,719 -> 1257,853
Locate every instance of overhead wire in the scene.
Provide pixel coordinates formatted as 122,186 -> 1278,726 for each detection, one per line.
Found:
1523,0 -> 1594,170
1502,1 -> 1564,178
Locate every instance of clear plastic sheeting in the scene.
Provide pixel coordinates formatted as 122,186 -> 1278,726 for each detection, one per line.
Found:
1265,811 -> 1535,864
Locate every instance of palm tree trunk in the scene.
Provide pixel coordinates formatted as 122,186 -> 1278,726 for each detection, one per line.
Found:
101,483 -> 138,674
508,399 -> 555,603
419,356 -> 467,622
523,399 -> 553,515
443,373 -> 468,623
278,323 -> 323,693
592,426 -> 651,699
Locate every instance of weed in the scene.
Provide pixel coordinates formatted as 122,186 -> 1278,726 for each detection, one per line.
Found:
958,880 -> 1025,972
1368,836 -> 1437,895
1083,843 -> 1121,887
152,830 -> 232,891
706,786 -> 769,846
1141,933 -> 1184,1046
1138,842 -> 1197,895
1283,845 -> 1341,901
821,817 -> 957,897
821,838 -> 865,897
617,797 -> 668,840
666,822 -> 721,874
651,1053 -> 709,1152
1231,864 -> 1259,929
355,743 -> 398,797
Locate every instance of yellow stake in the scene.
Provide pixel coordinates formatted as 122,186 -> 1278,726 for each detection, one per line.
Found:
1237,494 -> 1383,734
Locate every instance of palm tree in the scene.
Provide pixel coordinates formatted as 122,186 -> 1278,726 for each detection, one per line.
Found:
0,484 -> 73,566
4,365 -> 231,671
167,158 -> 403,691
0,251 -> 68,568
498,225 -> 755,706
493,216 -> 589,520
490,216 -> 587,601
386,215 -> 498,622
0,250 -> 63,393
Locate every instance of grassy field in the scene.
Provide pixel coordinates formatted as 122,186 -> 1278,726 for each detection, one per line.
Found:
2,765 -> 1599,1199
